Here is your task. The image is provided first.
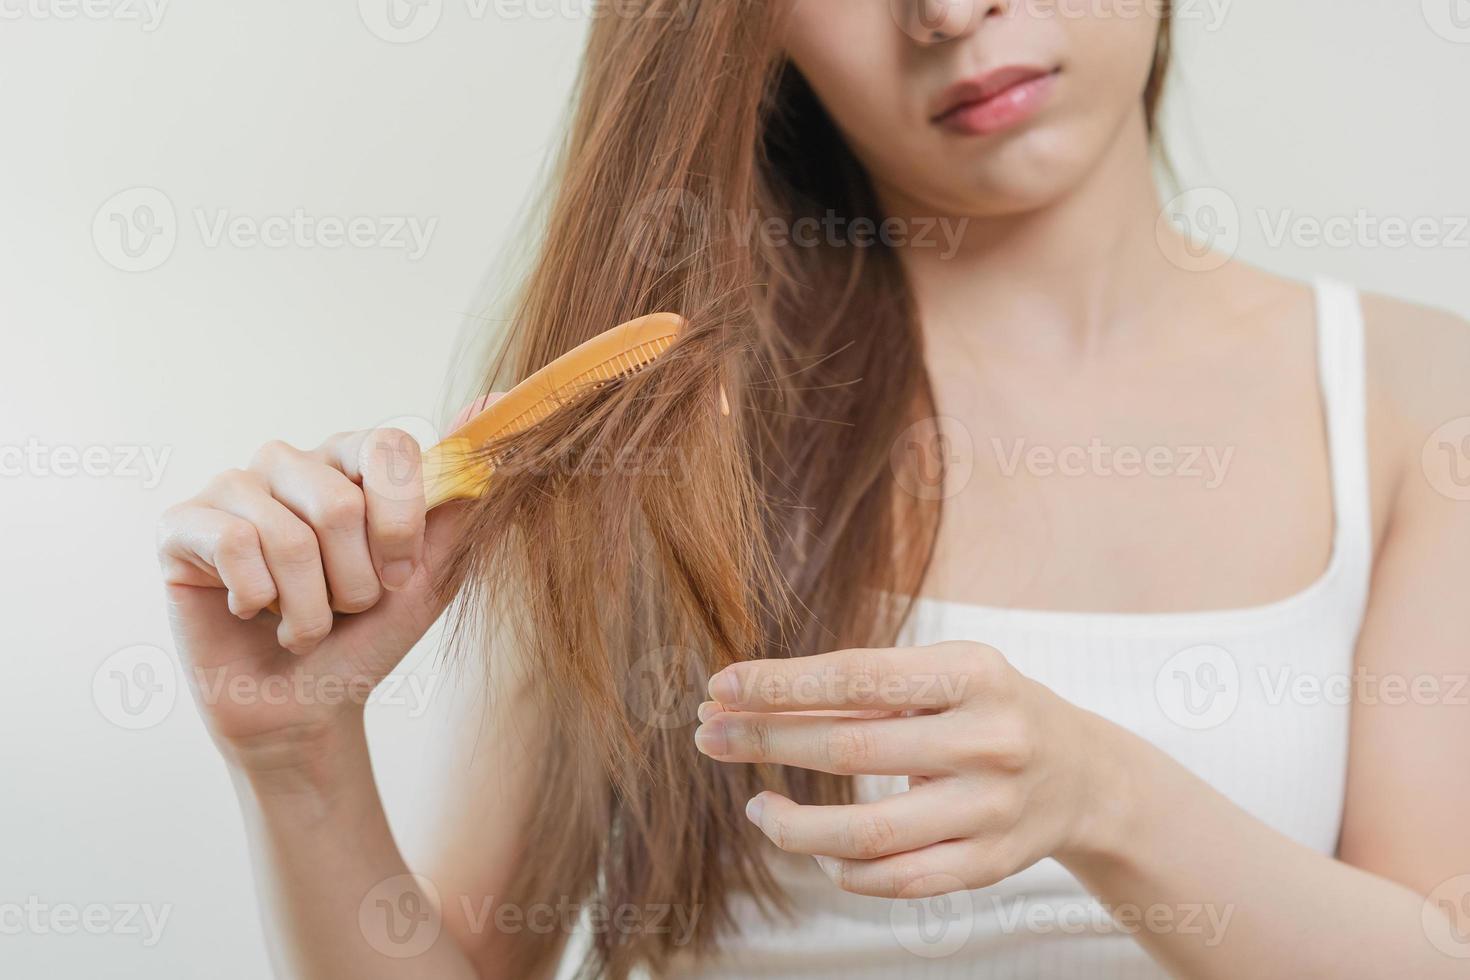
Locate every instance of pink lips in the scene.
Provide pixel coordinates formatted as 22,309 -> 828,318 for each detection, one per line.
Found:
931,65 -> 1059,136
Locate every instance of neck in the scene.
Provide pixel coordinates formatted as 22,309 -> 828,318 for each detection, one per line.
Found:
879,109 -> 1189,358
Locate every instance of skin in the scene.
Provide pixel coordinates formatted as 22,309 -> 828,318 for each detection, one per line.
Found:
156,1 -> 1470,977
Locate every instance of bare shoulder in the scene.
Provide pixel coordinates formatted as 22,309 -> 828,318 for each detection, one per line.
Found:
1358,290 -> 1470,516
1361,291 -> 1470,421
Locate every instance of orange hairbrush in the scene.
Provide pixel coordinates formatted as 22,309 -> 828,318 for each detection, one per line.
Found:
264,312 -> 686,616
423,311 -> 688,508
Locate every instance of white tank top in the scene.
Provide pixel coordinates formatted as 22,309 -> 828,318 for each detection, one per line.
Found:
634,279 -> 1372,979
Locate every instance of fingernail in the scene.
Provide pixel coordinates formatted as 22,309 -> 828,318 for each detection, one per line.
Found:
697,701 -> 720,724
708,668 -> 738,704
380,560 -> 416,591
694,722 -> 728,756
744,794 -> 765,825
814,855 -> 838,877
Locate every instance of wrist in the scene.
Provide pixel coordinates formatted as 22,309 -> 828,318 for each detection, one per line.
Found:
1055,706 -> 1150,872
219,712 -> 373,802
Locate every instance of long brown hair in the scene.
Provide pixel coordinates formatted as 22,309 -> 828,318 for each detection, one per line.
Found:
444,4 -> 1173,977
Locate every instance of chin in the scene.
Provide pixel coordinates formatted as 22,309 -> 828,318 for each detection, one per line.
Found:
932,133 -> 1095,217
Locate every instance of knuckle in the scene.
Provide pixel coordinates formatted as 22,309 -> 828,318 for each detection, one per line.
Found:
743,720 -> 773,761
364,427 -> 421,473
848,812 -> 897,859
232,581 -> 277,610
285,616 -> 332,648
272,526 -> 320,566
371,514 -> 422,548
207,467 -> 259,495
249,439 -> 298,470
968,843 -> 1017,887
313,488 -> 365,533
842,653 -> 887,705
332,581 -> 382,614
977,787 -> 1023,828
970,643 -> 1012,688
371,427 -> 419,457
215,521 -> 261,563
765,813 -> 792,851
987,726 -> 1036,772
824,725 -> 873,773
888,858 -> 925,896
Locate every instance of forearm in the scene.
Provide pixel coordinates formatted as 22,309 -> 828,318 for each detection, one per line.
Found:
1062,720 -> 1457,979
229,718 -> 482,980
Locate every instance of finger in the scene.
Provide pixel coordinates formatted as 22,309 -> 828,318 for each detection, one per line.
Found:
202,470 -> 334,653
811,838 -> 989,899
450,392 -> 501,431
707,645 -> 968,713
694,710 -> 950,776
251,441 -> 381,614
745,788 -> 975,860
321,428 -> 425,591
157,505 -> 278,618
325,500 -> 469,664
696,700 -> 901,723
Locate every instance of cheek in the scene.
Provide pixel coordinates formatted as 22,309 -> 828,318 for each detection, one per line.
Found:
1057,3 -> 1162,104
782,2 -> 914,159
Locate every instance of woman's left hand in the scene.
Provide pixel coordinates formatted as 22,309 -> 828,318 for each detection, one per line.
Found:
693,641 -> 1131,898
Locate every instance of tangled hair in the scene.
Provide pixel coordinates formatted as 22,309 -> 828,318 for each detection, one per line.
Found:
440,3 -> 1173,977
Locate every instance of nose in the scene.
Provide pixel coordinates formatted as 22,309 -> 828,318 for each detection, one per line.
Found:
897,0 -> 1004,46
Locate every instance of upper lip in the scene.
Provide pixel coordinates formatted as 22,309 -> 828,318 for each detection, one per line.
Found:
930,64 -> 1057,122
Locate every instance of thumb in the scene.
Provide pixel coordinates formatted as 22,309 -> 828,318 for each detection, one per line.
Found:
329,500 -> 472,674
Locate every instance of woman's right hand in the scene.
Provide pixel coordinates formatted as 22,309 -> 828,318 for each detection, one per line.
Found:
156,425 -> 469,775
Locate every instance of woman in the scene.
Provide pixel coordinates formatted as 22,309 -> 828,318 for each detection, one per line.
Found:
156,1 -> 1470,977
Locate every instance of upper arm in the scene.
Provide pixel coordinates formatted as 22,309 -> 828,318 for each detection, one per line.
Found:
1338,295 -> 1470,894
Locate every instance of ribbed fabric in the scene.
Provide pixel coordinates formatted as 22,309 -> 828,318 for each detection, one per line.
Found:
603,280 -> 1372,979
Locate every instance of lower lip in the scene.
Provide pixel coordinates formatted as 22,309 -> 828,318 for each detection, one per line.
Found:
935,72 -> 1058,137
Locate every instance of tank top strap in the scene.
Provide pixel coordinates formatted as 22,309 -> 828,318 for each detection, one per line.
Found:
1313,278 -> 1374,584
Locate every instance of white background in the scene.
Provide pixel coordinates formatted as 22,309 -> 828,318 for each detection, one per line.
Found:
2,2 -> 1468,977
